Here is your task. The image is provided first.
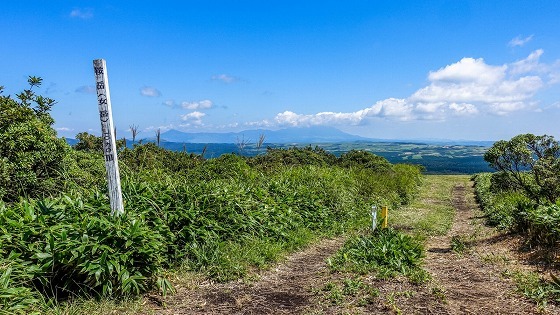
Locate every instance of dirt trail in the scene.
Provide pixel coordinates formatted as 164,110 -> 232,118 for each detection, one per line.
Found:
422,183 -> 539,314
149,238 -> 344,314
148,180 -> 556,314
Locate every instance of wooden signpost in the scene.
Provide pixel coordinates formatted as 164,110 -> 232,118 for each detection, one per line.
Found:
93,59 -> 124,216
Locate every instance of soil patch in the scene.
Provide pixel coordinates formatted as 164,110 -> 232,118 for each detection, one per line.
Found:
148,238 -> 345,314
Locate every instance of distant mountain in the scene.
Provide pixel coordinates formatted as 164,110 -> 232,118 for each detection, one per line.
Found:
160,126 -> 372,143
62,127 -> 496,147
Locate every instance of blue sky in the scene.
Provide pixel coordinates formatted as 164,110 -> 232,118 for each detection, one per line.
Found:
2,1 -> 560,141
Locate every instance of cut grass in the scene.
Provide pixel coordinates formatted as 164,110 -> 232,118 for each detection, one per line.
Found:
392,175 -> 470,237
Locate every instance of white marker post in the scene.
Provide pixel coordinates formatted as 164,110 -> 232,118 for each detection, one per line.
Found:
93,59 -> 124,216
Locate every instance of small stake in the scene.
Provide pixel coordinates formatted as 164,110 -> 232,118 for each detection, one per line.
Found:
371,205 -> 378,232
381,206 -> 388,228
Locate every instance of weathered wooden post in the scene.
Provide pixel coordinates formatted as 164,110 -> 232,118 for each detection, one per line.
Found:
93,59 -> 124,216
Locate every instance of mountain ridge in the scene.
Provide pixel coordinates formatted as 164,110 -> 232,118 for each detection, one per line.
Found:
64,126 -> 495,147
160,126 -> 371,143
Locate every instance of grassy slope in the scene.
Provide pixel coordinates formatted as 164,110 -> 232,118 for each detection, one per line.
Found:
393,175 -> 470,237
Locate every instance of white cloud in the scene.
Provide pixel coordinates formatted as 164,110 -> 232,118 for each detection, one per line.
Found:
448,103 -> 479,116
427,57 -> 506,84
181,100 -> 213,110
180,111 -> 206,125
140,86 -> 161,97
267,50 -> 558,127
211,74 -> 239,83
70,8 -> 93,19
510,49 -> 544,75
56,127 -> 73,132
410,51 -> 547,115
548,60 -> 560,84
508,35 -> 533,47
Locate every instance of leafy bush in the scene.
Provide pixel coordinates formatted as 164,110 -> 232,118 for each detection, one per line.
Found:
328,228 -> 425,278
338,149 -> 392,172
526,204 -> 560,248
0,253 -> 43,314
0,77 -> 71,201
484,134 -> 560,204
248,146 -> 337,170
119,142 -> 202,174
474,173 -> 559,251
0,195 -> 170,301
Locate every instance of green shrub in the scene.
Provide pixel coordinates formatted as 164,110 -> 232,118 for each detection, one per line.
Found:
328,228 -> 425,278
474,173 -> 559,251
338,150 -> 392,172
0,253 -> 43,315
248,146 -> 337,170
526,204 -> 560,248
0,77 -> 71,202
0,195 -> 169,300
484,134 -> 560,204
119,142 -> 202,174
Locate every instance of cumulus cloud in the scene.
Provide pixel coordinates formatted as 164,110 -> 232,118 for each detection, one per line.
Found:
509,35 -> 533,47
181,100 -> 213,110
411,51 -> 547,115
270,50 -> 558,127
140,86 -> 161,97
427,57 -> 506,84
70,8 -> 93,19
180,111 -> 206,125
75,85 -> 96,94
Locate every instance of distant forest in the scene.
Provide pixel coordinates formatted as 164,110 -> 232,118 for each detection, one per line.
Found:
76,139 -> 492,174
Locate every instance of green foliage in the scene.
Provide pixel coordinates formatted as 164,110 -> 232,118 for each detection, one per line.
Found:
328,228 -> 425,279
525,204 -> 560,248
450,235 -> 469,255
0,77 -> 71,201
484,134 -> 560,203
119,142 -> 202,173
474,173 -> 559,252
338,149 -> 392,172
319,277 -> 378,306
74,132 -> 126,153
248,146 -> 337,170
0,109 -> 423,313
74,132 -> 104,152
118,162 -> 376,281
474,173 -> 533,230
350,164 -> 422,208
508,270 -> 560,307
0,253 -> 43,314
0,196 -> 169,301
